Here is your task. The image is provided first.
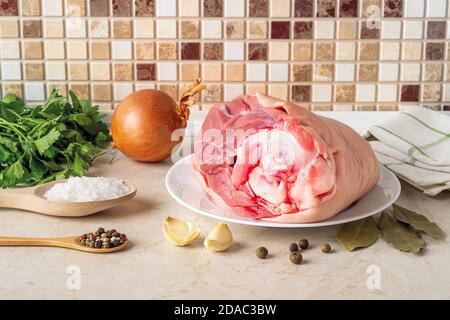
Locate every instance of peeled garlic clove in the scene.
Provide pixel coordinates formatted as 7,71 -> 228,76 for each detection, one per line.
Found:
204,223 -> 233,252
163,216 -> 201,246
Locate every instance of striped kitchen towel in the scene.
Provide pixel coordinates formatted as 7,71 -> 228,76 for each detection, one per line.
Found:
364,106 -> 450,196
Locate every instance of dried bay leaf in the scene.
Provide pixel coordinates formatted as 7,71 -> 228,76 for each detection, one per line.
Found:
378,212 -> 425,254
336,217 -> 379,251
393,204 -> 445,240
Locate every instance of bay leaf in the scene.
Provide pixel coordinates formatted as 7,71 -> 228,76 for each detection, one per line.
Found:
336,217 -> 379,251
393,204 -> 445,240
378,212 -> 425,254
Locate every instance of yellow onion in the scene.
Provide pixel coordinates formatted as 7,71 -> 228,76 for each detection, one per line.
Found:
111,79 -> 206,162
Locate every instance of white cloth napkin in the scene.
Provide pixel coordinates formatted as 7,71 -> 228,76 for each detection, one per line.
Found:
363,107 -> 450,196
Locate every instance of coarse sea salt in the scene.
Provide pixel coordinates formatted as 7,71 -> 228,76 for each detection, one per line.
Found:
44,176 -> 130,202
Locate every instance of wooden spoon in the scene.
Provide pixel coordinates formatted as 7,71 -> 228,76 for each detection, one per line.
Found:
0,179 -> 137,217
0,236 -> 128,253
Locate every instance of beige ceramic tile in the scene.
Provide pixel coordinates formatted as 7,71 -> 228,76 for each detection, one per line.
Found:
91,42 -> 111,60
135,42 -> 155,60
69,63 -> 89,80
225,63 -> 245,82
181,63 -> 200,81
114,63 -> 133,81
202,63 -> 223,81
292,43 -> 312,61
23,41 -> 43,59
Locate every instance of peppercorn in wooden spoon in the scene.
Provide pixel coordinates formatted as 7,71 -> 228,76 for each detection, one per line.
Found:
0,228 -> 129,253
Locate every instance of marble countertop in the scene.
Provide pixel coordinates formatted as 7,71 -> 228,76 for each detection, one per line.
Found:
1,112 -> 449,300
1,154 -> 449,299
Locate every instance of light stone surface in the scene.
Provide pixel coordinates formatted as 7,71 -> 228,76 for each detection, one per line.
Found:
1,112 -> 449,299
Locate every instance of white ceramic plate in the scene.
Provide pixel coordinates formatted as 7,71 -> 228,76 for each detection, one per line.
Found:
166,154 -> 401,228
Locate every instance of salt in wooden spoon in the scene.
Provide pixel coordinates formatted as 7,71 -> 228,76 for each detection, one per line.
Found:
0,235 -> 128,253
0,179 -> 137,217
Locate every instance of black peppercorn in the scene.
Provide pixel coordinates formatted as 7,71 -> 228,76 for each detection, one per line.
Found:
321,243 -> 331,253
256,247 -> 268,259
289,252 -> 303,265
289,243 -> 299,252
298,239 -> 309,250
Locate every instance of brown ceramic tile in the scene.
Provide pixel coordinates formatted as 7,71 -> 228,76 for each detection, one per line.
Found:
114,63 -> 133,80
377,104 -> 397,111
424,64 -> 442,81
135,0 -> 155,16
315,42 -> 334,60
23,20 -> 42,38
69,84 -> 90,99
249,0 -> 268,17
360,23 -> 380,39
356,104 -> 376,111
422,84 -> 441,102
384,0 -> 402,18
226,21 -> 245,39
25,63 -> 44,80
426,43 -> 445,60
181,42 -> 200,60
359,64 -> 378,81
136,63 -> 156,80
443,105 -> 450,111
113,20 -> 132,38
158,42 -> 177,60
427,21 -> 446,39
203,0 -> 223,17
90,0 -> 109,16
312,104 -> 332,111
67,0 -> 86,16
271,21 -> 290,39
291,64 -> 312,81
294,0 -> 313,17
401,85 -> 420,102
335,85 -> 355,102
362,0 -> 381,18
203,42 -> 223,60
112,0 -> 131,16
294,21 -> 313,39
135,41 -> 155,60
91,42 -> 111,59
181,20 -> 200,39
24,41 -> 43,59
159,84 -> 178,101
0,0 -> 18,15
317,0 -> 335,18
292,85 -> 311,102
359,43 -> 379,60
92,84 -> 112,101
340,0 -> 358,17
314,64 -> 334,81
3,83 -> 23,98
248,43 -> 267,60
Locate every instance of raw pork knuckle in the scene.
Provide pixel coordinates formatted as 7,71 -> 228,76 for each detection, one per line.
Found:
193,94 -> 379,223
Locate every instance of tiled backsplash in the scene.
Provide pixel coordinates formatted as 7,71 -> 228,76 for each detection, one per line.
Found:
0,0 -> 449,111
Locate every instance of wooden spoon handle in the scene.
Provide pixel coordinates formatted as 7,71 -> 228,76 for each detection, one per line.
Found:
0,236 -> 73,247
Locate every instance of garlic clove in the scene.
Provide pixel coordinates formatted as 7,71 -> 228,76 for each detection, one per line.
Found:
163,216 -> 201,246
204,223 -> 233,252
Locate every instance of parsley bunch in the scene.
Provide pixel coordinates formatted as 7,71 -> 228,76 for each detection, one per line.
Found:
0,89 -> 111,188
